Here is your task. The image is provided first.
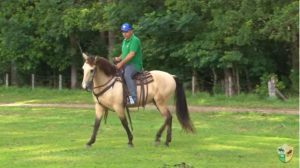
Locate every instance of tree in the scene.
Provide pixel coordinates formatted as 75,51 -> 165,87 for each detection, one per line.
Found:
0,0 -> 297,95
259,1 -> 299,90
0,1 -> 41,85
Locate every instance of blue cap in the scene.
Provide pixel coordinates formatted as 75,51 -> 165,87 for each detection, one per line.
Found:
121,23 -> 132,32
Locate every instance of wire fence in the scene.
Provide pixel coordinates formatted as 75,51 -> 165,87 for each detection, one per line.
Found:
0,72 -> 210,93
1,72 -> 249,95
1,73 -> 81,89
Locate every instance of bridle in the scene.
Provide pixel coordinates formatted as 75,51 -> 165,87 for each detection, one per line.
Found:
92,76 -> 117,98
84,61 -> 119,98
93,76 -> 115,90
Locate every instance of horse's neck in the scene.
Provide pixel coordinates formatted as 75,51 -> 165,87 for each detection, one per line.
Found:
93,70 -> 112,87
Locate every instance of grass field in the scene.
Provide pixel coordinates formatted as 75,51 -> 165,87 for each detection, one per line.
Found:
0,106 -> 298,168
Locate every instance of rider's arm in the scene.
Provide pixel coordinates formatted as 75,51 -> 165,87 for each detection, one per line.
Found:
116,52 -> 135,69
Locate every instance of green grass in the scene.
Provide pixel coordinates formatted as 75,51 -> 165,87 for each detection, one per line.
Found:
186,92 -> 299,109
0,86 -> 92,104
0,86 -> 298,109
0,107 -> 298,168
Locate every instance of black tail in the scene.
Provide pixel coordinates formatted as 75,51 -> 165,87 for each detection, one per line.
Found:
174,77 -> 195,133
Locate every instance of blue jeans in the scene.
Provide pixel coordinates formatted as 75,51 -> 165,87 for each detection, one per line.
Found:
124,64 -> 138,100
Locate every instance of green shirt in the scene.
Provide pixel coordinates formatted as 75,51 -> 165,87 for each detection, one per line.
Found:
121,34 -> 143,71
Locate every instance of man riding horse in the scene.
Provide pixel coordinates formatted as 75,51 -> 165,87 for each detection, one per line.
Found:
81,23 -> 194,147
114,22 -> 143,105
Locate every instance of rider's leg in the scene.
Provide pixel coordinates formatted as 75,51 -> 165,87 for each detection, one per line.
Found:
124,64 -> 138,103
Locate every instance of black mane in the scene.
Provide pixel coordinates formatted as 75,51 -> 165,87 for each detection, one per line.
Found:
85,53 -> 117,76
95,57 -> 117,76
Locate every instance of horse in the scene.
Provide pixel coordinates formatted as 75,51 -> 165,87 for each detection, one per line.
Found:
81,53 -> 194,147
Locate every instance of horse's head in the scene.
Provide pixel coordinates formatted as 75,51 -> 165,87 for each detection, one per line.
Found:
82,53 -> 95,91
81,53 -> 117,92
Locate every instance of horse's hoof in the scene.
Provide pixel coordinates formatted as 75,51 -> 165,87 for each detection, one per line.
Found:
154,141 -> 160,146
128,143 -> 134,148
164,142 -> 170,147
85,144 -> 92,148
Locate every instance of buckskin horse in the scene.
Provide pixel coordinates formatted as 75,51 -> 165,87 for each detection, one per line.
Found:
81,53 -> 194,147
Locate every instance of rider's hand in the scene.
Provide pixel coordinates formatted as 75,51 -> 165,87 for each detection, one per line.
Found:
113,57 -> 121,64
113,57 -> 119,61
115,62 -> 122,70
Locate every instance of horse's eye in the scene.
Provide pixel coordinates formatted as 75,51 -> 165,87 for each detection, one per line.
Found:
90,69 -> 94,73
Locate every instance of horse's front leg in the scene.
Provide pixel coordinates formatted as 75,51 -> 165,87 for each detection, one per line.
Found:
115,107 -> 133,147
86,103 -> 105,147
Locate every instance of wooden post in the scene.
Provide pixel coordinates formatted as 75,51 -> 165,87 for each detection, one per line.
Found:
5,73 -> 9,88
268,76 -> 276,98
192,72 -> 195,95
275,88 -> 288,101
224,68 -> 234,97
228,74 -> 233,96
31,74 -> 35,89
59,74 -> 62,90
268,75 -> 288,100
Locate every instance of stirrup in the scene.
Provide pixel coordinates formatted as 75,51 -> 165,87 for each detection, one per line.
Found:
127,96 -> 136,105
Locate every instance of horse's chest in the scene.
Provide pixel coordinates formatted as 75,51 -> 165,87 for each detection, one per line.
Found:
93,88 -> 122,107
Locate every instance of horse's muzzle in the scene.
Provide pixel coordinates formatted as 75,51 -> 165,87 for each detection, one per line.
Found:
85,87 -> 92,92
82,82 -> 93,92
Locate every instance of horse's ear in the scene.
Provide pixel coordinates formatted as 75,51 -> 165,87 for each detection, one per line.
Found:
82,52 -> 89,60
95,56 -> 101,62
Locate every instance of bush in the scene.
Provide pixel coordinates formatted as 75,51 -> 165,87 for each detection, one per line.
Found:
255,73 -> 285,97
289,69 -> 299,94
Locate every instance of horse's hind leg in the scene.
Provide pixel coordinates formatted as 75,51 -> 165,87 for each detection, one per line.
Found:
166,114 -> 172,146
86,104 -> 105,147
154,101 -> 172,146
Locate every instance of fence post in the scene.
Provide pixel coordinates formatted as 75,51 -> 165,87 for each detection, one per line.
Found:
31,74 -> 35,89
59,74 -> 62,90
192,73 -> 195,95
268,76 -> 276,98
5,73 -> 9,88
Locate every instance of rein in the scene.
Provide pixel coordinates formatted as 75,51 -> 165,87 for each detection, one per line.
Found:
92,77 -> 117,97
93,77 -> 115,89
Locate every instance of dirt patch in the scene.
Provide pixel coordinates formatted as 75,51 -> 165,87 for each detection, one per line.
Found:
0,103 -> 298,115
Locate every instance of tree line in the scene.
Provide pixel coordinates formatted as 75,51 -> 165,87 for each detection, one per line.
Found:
0,0 -> 298,96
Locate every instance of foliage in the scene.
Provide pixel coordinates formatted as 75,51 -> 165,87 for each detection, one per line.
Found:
255,73 -> 286,98
289,69 -> 299,94
260,1 -> 298,43
0,0 -> 298,94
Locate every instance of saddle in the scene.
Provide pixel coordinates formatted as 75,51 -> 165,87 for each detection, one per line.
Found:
119,71 -> 154,107
133,71 -> 153,85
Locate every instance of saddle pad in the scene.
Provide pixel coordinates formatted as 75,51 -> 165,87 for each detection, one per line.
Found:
133,71 -> 154,85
